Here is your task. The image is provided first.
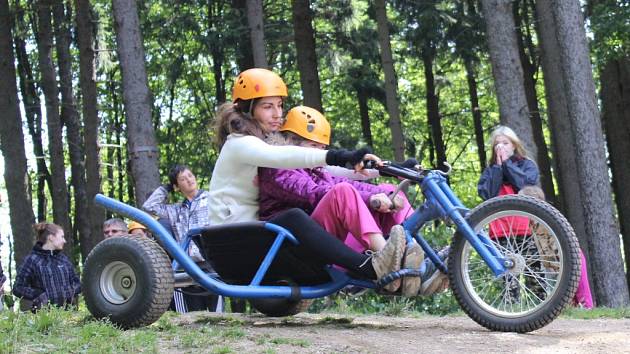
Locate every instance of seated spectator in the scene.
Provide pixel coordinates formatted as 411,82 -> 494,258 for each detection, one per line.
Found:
12,222 -> 81,312
144,164 -> 223,313
518,186 -> 594,309
103,218 -> 128,238
128,221 -> 150,237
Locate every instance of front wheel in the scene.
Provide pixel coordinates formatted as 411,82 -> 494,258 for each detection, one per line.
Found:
83,235 -> 174,328
449,195 -> 581,333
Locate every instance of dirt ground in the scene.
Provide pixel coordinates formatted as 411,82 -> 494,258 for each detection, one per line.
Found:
167,312 -> 630,353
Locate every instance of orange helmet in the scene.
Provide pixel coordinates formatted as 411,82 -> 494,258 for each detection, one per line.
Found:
281,106 -> 331,145
128,221 -> 147,231
231,68 -> 288,103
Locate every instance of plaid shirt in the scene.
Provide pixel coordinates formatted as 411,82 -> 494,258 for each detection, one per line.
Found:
143,186 -> 211,261
12,243 -> 81,308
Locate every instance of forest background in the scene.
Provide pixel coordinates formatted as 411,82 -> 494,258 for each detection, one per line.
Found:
0,0 -> 629,309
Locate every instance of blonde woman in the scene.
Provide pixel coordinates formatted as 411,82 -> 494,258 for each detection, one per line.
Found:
477,125 -> 539,200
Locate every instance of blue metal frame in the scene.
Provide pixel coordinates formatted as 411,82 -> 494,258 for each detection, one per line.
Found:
95,194 -> 371,299
94,164 -> 509,300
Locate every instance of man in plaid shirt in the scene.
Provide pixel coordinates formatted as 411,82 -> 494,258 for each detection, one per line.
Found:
143,164 -> 222,313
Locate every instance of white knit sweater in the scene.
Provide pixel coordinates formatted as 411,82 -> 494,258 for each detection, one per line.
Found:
208,134 -> 328,224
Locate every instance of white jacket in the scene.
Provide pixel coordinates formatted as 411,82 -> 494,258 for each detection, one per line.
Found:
208,134 -> 328,224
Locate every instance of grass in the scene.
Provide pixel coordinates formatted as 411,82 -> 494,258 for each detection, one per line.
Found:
2,298 -> 629,353
561,306 -> 630,319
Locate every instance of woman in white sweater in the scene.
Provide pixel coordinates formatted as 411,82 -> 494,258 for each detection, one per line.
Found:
207,68 -> 405,290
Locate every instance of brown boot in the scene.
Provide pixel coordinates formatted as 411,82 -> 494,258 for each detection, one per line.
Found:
371,225 -> 406,292
401,241 -> 424,296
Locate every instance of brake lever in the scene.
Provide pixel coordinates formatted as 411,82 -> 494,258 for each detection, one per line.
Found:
436,161 -> 452,176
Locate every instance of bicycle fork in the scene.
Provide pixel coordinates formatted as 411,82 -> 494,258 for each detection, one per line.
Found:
404,173 -> 509,277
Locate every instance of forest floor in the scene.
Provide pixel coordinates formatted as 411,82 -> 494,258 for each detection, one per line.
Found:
160,311 -> 630,353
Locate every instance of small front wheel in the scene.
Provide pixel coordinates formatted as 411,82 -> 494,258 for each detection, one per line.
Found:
83,235 -> 174,328
449,195 -> 581,333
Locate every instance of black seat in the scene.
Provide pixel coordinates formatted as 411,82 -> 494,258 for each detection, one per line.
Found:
192,222 -> 331,285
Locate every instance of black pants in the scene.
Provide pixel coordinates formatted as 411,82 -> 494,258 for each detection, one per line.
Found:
269,209 -> 376,279
170,286 -> 221,313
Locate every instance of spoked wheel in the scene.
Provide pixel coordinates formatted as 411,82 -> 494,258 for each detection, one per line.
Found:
83,235 -> 174,328
449,195 -> 581,333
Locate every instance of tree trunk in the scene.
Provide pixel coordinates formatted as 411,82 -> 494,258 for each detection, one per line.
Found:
35,0 -> 72,248
207,0 -> 226,104
600,58 -> 630,293
535,0 -> 585,249
513,0 -> 556,205
13,4 -> 51,222
52,0 -> 88,262
422,49 -> 446,169
291,0 -> 323,112
356,89 -> 373,147
112,0 -> 161,206
480,0 -> 537,160
75,0 -> 105,256
463,58 -> 487,171
0,0 -> 36,265
246,0 -> 267,68
547,0 -> 629,306
373,0 -> 405,161
231,0 -> 254,71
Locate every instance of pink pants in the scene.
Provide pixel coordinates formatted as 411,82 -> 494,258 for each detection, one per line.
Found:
310,182 -> 412,251
573,249 -> 594,309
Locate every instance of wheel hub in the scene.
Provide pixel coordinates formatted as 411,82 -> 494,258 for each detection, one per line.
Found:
100,261 -> 137,305
505,253 -> 526,276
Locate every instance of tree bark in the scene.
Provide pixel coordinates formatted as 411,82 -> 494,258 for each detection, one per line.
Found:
373,0 -> 405,161
463,58 -> 487,171
246,0 -> 267,68
513,1 -> 556,205
480,0 -> 537,160
35,0 -> 72,248
52,0 -> 88,261
292,0 -> 323,112
356,89 -> 373,147
207,0 -> 226,104
112,0 -> 161,206
13,3 -> 51,222
231,0 -> 254,71
75,0 -> 105,256
600,58 -> 630,293
0,0 -> 36,265
547,0 -> 629,306
422,49 -> 446,169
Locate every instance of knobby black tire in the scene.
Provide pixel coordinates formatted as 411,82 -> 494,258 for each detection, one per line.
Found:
448,195 -> 581,333
83,235 -> 174,328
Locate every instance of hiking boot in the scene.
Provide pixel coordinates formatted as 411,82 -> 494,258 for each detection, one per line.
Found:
371,225 -> 406,292
419,246 -> 451,296
401,241 -> 424,296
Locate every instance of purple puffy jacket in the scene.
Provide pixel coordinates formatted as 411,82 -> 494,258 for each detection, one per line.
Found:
258,167 -> 386,221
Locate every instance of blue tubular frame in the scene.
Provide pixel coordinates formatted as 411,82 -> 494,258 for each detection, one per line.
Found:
419,174 -> 507,276
94,194 -> 357,299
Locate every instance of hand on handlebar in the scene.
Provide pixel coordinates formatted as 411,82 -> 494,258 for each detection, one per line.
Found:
354,153 -> 382,176
369,193 -> 393,213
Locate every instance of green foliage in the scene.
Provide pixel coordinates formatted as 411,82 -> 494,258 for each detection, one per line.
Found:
589,0 -> 630,64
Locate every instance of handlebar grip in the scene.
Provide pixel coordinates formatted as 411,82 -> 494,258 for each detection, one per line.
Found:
363,159 -> 377,170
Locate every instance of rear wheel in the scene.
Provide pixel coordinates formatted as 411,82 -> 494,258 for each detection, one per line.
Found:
249,298 -> 313,317
249,279 -> 312,317
83,236 -> 174,328
449,195 -> 580,333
